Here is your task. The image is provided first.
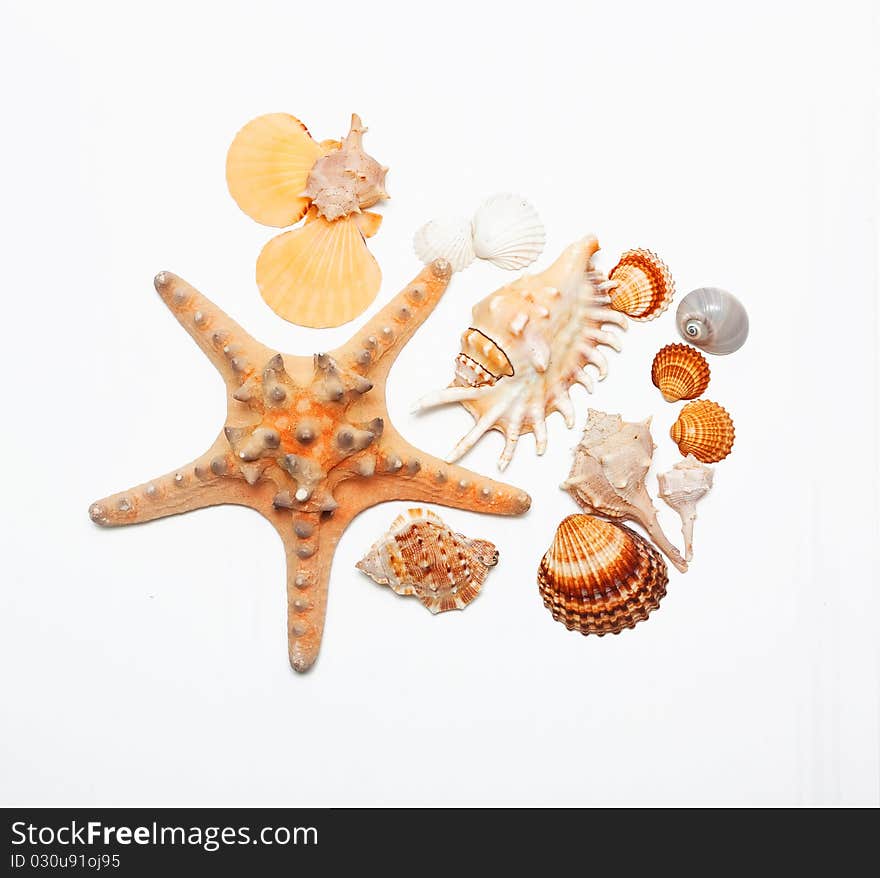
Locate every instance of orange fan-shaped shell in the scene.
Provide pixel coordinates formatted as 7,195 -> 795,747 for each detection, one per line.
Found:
608,249 -> 675,321
651,343 -> 710,402
670,399 -> 735,463
226,113 -> 330,228
256,211 -> 381,328
537,514 -> 668,636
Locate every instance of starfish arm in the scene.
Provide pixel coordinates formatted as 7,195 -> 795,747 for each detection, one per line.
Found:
274,510 -> 352,673
88,438 -> 241,527
333,259 -> 453,384
356,432 -> 531,517
153,271 -> 273,391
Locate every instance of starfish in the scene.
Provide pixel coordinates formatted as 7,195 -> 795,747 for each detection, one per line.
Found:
88,259 -> 531,672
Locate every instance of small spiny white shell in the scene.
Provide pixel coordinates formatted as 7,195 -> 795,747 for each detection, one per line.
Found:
657,454 -> 714,562
472,194 -> 545,270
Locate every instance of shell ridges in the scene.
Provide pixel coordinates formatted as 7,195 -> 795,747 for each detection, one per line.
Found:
670,400 -> 735,463
651,343 -> 710,402
538,515 -> 669,636
356,508 -> 499,614
471,194 -> 545,270
608,248 -> 675,321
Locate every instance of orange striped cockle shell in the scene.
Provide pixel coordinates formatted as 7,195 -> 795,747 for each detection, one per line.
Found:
357,508 -> 499,614
538,514 -> 669,636
651,343 -> 710,402
414,237 -> 628,470
670,400 -> 735,463
561,409 -> 688,573
608,248 -> 675,321
226,112 -> 389,328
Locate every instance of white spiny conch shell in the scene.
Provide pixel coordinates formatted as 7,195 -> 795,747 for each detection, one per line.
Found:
356,508 -> 499,614
412,193 -> 544,273
413,216 -> 476,273
471,194 -> 545,269
676,287 -> 749,355
413,237 -> 628,469
561,409 -> 688,573
657,454 -> 714,562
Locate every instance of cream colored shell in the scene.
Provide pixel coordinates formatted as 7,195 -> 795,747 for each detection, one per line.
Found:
412,193 -> 545,273
356,508 -> 499,614
657,454 -> 714,562
414,237 -> 627,469
561,409 -> 688,573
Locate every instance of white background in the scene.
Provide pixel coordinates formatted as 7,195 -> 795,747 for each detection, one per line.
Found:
1,0 -> 877,806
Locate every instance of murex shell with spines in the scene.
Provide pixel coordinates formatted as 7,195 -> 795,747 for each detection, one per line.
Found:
561,409 -> 688,573
356,508 -> 499,614
414,237 -> 628,470
670,399 -> 735,463
538,514 -> 669,636
651,343 -> 710,402
657,454 -> 714,563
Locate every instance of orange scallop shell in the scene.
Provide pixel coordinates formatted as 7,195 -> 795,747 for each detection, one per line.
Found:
537,514 -> 668,636
670,399 -> 735,463
608,249 -> 675,321
651,343 -> 710,402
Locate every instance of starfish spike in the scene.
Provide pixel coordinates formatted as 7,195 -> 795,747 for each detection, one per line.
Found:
89,259 -> 531,672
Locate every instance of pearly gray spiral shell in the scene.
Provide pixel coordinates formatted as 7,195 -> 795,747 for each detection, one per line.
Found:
676,287 -> 749,355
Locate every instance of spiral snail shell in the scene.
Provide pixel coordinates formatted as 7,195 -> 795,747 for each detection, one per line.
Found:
676,287 -> 749,355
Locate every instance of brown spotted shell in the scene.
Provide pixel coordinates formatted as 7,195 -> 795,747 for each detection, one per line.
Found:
537,514 -> 669,636
670,400 -> 735,463
608,249 -> 675,321
356,508 -> 499,614
651,343 -> 710,402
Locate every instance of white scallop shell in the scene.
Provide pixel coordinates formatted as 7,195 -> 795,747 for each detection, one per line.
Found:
413,216 -> 475,273
471,194 -> 545,270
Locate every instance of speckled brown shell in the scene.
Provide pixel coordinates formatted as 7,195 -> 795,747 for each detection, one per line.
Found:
608,249 -> 675,321
670,400 -> 735,463
356,508 -> 499,614
537,514 -> 669,636
651,343 -> 710,402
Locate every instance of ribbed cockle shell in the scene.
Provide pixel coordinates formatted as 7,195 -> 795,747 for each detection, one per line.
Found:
538,514 -> 669,636
670,400 -> 735,463
608,249 -> 675,321
657,454 -> 714,562
561,409 -> 687,573
414,238 -> 628,470
356,508 -> 499,614
651,343 -> 710,402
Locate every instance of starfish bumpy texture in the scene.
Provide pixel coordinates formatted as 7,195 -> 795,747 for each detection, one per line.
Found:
89,260 -> 531,671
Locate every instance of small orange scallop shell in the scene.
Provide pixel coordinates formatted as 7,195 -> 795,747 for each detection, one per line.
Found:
651,343 -> 710,402
670,399 -> 735,463
608,249 -> 675,321
537,514 -> 669,636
